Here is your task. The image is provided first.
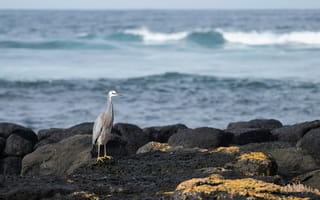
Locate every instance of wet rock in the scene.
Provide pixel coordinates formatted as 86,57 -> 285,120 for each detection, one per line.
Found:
21,135 -> 92,176
112,123 -> 149,155
35,122 -> 93,149
228,128 -> 275,145
271,120 -> 320,144
0,137 -> 5,153
0,156 -> 22,175
226,152 -> 277,176
143,124 -> 188,143
227,119 -> 283,130
168,127 -> 233,149
292,169 -> 320,190
0,123 -> 37,143
4,134 -> 34,156
298,127 -> 320,163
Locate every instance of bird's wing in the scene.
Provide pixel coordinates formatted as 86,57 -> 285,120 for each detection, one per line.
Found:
92,113 -> 104,145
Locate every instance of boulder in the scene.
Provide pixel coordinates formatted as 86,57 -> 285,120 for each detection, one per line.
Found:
271,120 -> 320,144
4,134 -> 34,156
35,122 -> 93,149
227,128 -> 275,145
0,123 -> 37,143
21,134 -> 92,176
136,142 -> 174,154
292,169 -> 320,190
143,124 -> 188,143
0,156 -> 22,175
168,127 -> 233,149
226,152 -> 277,176
112,123 -> 150,155
173,173 -> 318,200
298,127 -> 320,163
268,148 -> 319,178
0,137 -> 5,153
227,119 -> 283,130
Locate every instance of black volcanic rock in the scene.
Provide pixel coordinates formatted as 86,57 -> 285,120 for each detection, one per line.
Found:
4,134 -> 34,156
0,156 -> 22,175
227,119 -> 283,130
143,124 -> 188,143
271,120 -> 320,144
0,137 -> 5,153
35,122 -> 93,149
168,127 -> 233,148
228,128 -> 275,145
298,127 -> 320,163
112,123 -> 149,155
0,123 -> 37,145
292,169 -> 320,190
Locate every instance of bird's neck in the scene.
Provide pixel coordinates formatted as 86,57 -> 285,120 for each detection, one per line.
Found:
107,96 -> 113,114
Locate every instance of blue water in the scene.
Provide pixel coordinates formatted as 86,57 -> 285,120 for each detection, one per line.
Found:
0,10 -> 320,131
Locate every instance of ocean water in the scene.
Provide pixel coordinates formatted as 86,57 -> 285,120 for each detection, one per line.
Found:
0,10 -> 320,131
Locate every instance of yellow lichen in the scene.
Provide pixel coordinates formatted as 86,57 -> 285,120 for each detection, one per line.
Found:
238,152 -> 269,161
72,191 -> 99,200
211,146 -> 240,153
174,174 -> 315,200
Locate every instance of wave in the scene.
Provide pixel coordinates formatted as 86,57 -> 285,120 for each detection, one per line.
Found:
0,40 -> 114,50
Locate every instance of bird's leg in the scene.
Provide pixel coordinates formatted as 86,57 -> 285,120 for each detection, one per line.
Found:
97,145 -> 103,162
103,144 -> 112,160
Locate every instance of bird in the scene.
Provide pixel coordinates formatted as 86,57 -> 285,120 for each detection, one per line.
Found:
92,90 -> 118,162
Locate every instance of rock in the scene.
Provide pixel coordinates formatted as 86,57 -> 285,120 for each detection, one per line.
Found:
173,173 -> 319,200
227,128 -> 275,145
0,137 -> 5,153
35,122 -> 93,149
240,141 -> 293,152
168,127 -> 233,149
0,123 -> 37,142
143,124 -> 188,143
0,156 -> 22,175
292,169 -> 320,190
0,176 -> 76,200
112,123 -> 149,155
226,152 -> 277,176
21,134 -> 92,176
269,148 -> 319,178
136,142 -> 174,154
298,127 -> 320,163
227,119 -> 283,130
271,120 -> 320,144
4,134 -> 34,156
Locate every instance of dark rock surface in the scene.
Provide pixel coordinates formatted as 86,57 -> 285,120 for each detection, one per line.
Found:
271,120 -> 320,144
168,127 -> 233,148
143,124 -> 188,143
4,134 -> 34,156
0,137 -> 5,153
227,119 -> 283,130
21,135 -> 92,176
35,122 -> 93,149
298,127 -> 320,163
0,156 -> 22,175
228,128 -> 275,145
0,123 -> 37,143
292,169 -> 320,190
111,123 -> 150,155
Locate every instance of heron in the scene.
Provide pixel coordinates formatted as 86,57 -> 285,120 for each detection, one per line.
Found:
92,90 -> 118,162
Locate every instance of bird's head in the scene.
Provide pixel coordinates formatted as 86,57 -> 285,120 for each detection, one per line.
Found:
108,90 -> 118,98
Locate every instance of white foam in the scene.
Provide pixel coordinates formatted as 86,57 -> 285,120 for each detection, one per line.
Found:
218,30 -> 320,45
124,27 -> 188,43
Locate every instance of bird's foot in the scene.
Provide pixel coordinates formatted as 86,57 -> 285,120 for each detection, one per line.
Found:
96,156 -> 104,163
103,155 -> 113,160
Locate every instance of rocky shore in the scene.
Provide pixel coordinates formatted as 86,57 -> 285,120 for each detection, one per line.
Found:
1,119 -> 320,199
